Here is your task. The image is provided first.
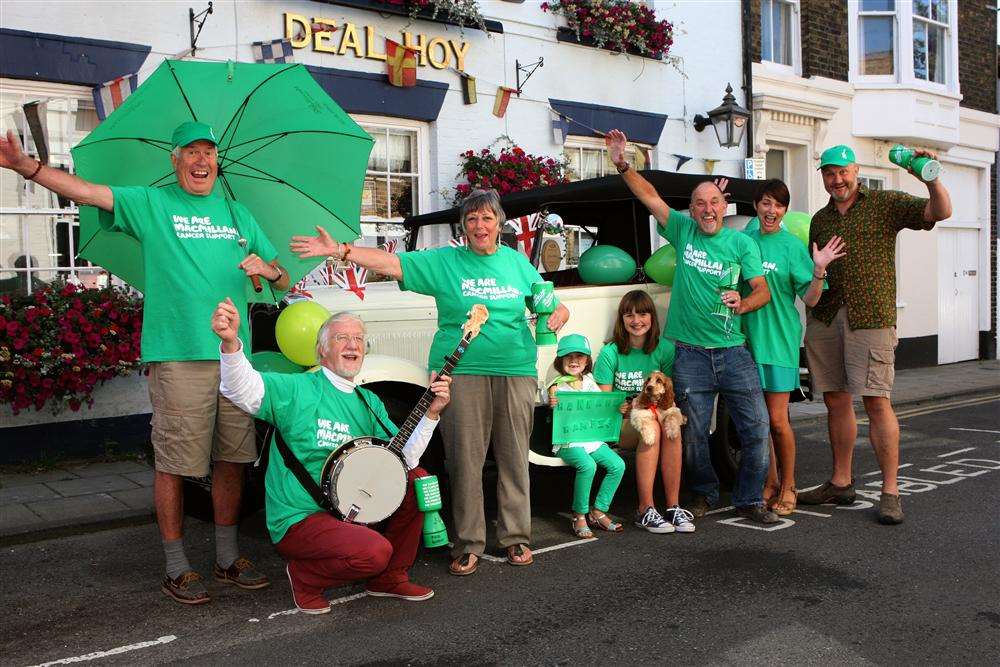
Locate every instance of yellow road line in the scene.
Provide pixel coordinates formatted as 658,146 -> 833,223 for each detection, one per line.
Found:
857,393 -> 1000,424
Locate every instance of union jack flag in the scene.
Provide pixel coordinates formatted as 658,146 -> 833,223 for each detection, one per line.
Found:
511,214 -> 539,258
449,236 -> 466,247
333,262 -> 367,301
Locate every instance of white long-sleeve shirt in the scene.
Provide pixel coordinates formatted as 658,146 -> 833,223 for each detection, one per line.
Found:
218,342 -> 437,469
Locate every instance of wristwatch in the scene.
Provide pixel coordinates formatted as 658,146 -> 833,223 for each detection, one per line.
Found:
615,162 -> 630,174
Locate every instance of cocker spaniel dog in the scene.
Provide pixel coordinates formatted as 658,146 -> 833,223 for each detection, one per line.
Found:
629,371 -> 686,446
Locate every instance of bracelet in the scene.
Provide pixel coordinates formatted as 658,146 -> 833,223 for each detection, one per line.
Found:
615,162 -> 630,174
341,243 -> 353,261
26,159 -> 43,181
266,263 -> 282,283
813,270 -> 827,280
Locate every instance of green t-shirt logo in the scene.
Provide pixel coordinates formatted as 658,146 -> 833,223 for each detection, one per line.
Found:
171,213 -> 239,241
315,418 -> 352,449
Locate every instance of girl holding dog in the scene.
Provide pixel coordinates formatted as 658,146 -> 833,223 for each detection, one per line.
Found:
594,290 -> 694,534
741,179 -> 845,515
548,334 -> 626,539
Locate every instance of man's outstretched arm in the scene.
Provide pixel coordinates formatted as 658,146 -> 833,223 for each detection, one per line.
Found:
0,129 -> 113,211
605,129 -> 672,228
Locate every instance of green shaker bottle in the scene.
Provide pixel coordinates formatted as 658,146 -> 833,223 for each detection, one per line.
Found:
888,144 -> 940,182
414,475 -> 449,549
529,281 -> 557,346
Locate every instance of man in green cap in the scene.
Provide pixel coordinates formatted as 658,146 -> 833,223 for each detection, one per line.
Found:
0,122 -> 290,603
799,143 -> 951,525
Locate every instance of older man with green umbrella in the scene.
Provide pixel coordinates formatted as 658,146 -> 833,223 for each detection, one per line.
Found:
0,120 -> 287,605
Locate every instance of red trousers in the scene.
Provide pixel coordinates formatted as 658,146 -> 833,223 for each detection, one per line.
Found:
276,467 -> 426,596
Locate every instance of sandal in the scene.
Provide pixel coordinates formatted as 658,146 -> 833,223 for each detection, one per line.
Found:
572,514 -> 595,539
763,484 -> 781,509
772,487 -> 797,517
448,553 -> 479,576
586,510 -> 623,533
506,544 -> 533,566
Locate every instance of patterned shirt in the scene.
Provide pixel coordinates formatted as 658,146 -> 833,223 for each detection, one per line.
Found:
810,185 -> 931,329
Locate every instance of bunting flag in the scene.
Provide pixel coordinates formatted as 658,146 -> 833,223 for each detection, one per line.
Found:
492,86 -> 515,118
449,236 -> 467,247
92,74 -> 138,121
704,159 -> 718,175
673,154 -> 693,171
386,39 -> 418,87
380,239 -> 398,255
511,214 -> 539,258
551,111 -> 571,145
252,38 -> 294,64
460,74 -> 477,105
333,262 -> 368,300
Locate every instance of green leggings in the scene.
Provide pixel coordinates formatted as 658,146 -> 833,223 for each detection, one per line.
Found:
557,444 -> 626,515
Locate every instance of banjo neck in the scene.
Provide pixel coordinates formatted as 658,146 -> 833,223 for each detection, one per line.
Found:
386,330 -> 473,455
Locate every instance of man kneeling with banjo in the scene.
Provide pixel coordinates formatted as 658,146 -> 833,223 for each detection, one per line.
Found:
212,299 -> 452,613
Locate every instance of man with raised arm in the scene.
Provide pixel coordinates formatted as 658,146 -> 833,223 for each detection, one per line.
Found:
0,123 -> 289,604
606,129 -> 776,524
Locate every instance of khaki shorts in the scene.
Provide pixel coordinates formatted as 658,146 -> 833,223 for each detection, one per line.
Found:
805,307 -> 898,398
148,361 -> 256,477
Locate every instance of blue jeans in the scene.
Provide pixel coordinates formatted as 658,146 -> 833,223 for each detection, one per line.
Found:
672,342 -> 770,508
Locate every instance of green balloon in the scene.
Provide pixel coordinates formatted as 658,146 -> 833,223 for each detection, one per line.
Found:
275,300 -> 331,366
578,245 -> 637,285
250,351 -> 305,374
782,211 -> 811,246
644,244 -> 677,286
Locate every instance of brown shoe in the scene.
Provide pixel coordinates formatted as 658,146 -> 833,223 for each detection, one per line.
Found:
506,544 -> 533,566
448,553 -> 479,576
213,557 -> 271,590
688,495 -> 711,519
877,493 -> 905,525
797,480 -> 856,505
162,571 -> 210,605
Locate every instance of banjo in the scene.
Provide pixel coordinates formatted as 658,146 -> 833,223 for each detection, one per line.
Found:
320,304 -> 489,524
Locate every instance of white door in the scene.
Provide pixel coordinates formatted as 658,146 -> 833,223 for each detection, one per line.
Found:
937,228 -> 980,364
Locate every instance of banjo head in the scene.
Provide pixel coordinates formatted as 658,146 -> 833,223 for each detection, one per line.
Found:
324,439 -> 408,524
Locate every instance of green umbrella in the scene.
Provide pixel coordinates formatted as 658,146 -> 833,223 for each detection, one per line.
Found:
71,59 -> 373,302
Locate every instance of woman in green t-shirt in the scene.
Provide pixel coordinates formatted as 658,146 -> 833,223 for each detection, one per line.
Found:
593,290 -> 693,534
292,189 -> 569,575
741,179 -> 845,515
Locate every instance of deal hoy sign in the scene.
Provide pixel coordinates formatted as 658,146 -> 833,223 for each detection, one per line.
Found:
284,13 -> 471,71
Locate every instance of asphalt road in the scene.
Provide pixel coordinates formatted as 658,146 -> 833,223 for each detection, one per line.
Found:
3,396 -> 998,666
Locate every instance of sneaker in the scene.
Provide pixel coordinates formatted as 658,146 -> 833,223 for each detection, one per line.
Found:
161,571 -> 210,605
735,505 -> 781,524
688,495 -> 711,519
213,557 -> 271,590
634,506 -> 675,534
797,480 -> 856,505
877,493 -> 904,525
365,580 -> 435,601
285,565 -> 330,615
664,506 -> 696,533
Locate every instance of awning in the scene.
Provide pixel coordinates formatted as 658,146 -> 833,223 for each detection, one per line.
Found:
0,28 -> 151,86
549,98 -> 668,145
306,65 -> 448,122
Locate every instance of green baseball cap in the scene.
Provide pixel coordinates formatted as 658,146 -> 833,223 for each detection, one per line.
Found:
818,144 -> 856,169
171,121 -> 218,149
556,333 -> 591,357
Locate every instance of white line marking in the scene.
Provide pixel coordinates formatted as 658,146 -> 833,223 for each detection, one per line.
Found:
705,505 -> 735,516
938,447 -> 977,457
865,463 -> 911,476
532,538 -> 600,556
950,428 -> 1000,435
31,636 -> 177,666
791,509 -> 832,518
264,591 -> 370,620
479,553 -> 504,563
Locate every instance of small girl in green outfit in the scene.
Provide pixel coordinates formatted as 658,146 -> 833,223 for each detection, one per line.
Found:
548,333 -> 626,538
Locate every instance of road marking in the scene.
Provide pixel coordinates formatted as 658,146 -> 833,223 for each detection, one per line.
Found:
705,505 -> 735,516
861,394 -> 1000,423
865,463 -> 911,476
533,537 -> 600,556
31,636 -> 177,666
950,428 -> 1000,435
791,509 -> 832,518
938,447 -> 977,457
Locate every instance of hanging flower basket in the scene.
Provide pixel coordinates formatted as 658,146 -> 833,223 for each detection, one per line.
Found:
542,0 -> 675,60
451,137 -> 571,205
372,0 -> 490,33
0,283 -> 144,415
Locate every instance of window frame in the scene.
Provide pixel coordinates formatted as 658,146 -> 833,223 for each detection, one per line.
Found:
563,136 -> 652,182
759,0 -> 802,76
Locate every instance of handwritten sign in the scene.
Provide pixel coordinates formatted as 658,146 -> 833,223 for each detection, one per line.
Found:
552,391 -> 627,445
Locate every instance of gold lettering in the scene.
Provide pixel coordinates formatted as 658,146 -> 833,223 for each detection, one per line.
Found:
313,17 -> 339,53
338,22 -> 362,57
402,32 -> 427,66
449,40 -> 470,72
285,13 -> 310,49
365,25 -> 386,61
426,37 -> 448,69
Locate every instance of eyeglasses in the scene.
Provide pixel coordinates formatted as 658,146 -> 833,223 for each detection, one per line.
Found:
332,334 -> 366,346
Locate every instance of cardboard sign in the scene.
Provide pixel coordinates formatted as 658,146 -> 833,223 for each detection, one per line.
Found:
551,391 -> 627,445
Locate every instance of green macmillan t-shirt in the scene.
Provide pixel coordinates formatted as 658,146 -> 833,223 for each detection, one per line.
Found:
593,339 -> 677,394
740,226 -> 822,368
256,371 -> 398,543
99,184 -> 277,362
399,245 -> 549,377
658,209 -> 764,349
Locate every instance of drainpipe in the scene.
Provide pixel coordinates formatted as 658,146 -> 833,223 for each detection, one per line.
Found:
741,0 -> 754,159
